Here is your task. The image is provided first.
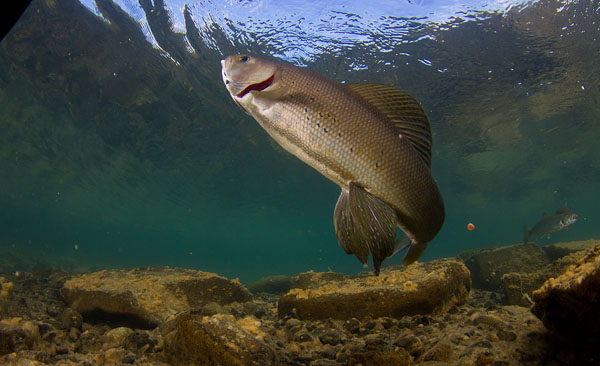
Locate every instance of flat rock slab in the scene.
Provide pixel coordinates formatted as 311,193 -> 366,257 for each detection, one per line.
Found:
532,244 -> 600,340
278,259 -> 471,320
463,243 -> 550,291
61,267 -> 252,328
162,313 -> 277,366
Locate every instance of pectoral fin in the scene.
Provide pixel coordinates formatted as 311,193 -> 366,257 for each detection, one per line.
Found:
333,183 -> 397,275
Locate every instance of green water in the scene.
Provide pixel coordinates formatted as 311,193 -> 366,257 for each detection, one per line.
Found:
1,0 -> 598,283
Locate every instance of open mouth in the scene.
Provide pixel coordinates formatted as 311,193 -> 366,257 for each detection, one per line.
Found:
236,74 -> 275,98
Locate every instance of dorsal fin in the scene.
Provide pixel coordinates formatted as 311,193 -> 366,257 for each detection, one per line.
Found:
555,202 -> 569,214
346,83 -> 432,167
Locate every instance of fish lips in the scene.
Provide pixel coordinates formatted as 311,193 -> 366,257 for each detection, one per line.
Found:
235,74 -> 275,98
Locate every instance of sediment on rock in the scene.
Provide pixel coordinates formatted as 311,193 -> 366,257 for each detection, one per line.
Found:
278,259 -> 471,320
61,266 -> 253,328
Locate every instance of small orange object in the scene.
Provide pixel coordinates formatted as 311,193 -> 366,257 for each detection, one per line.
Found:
467,223 -> 475,231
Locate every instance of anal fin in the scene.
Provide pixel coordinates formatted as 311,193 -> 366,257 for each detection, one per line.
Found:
333,183 -> 397,275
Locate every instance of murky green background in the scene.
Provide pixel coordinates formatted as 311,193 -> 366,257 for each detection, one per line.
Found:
1,0 -> 598,282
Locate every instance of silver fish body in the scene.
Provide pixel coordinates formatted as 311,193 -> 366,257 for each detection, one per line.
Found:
221,54 -> 445,274
523,204 -> 578,244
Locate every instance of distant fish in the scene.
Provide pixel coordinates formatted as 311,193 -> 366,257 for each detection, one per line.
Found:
523,203 -> 578,244
221,54 -> 445,274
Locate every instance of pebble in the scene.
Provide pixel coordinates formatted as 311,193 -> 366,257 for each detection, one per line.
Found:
294,333 -> 313,342
316,345 -> 337,360
395,334 -> 424,357
496,329 -> 517,341
121,354 -> 136,364
286,318 -> 302,328
336,352 -> 350,363
343,318 -> 360,333
104,347 -> 126,363
364,333 -> 386,346
423,341 -> 455,362
397,316 -> 413,328
58,308 -> 83,331
471,313 -> 506,330
475,353 -> 495,366
104,326 -> 134,347
319,331 -> 343,345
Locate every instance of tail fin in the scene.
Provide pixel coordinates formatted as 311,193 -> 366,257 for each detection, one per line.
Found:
523,225 -> 531,244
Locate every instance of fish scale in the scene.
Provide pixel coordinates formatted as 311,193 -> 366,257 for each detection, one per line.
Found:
272,64 -> 441,238
222,54 -> 445,273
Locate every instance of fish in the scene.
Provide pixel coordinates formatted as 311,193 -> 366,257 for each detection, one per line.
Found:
523,203 -> 578,244
221,54 -> 445,274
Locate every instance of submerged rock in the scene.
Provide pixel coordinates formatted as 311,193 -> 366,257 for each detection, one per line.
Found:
61,267 -> 253,328
247,271 -> 349,296
531,244 -> 600,340
463,243 -> 550,291
162,313 -> 277,366
541,239 -> 599,261
247,275 -> 292,295
278,259 -> 471,320
289,271 -> 347,290
501,251 -> 585,306
0,323 -> 35,356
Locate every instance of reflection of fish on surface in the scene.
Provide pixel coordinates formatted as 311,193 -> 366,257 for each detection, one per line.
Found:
523,203 -> 578,244
221,54 -> 445,275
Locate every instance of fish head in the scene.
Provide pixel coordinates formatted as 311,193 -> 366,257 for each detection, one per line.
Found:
563,211 -> 578,226
221,55 -> 279,111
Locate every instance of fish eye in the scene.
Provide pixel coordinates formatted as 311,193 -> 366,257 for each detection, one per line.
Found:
240,55 -> 249,62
